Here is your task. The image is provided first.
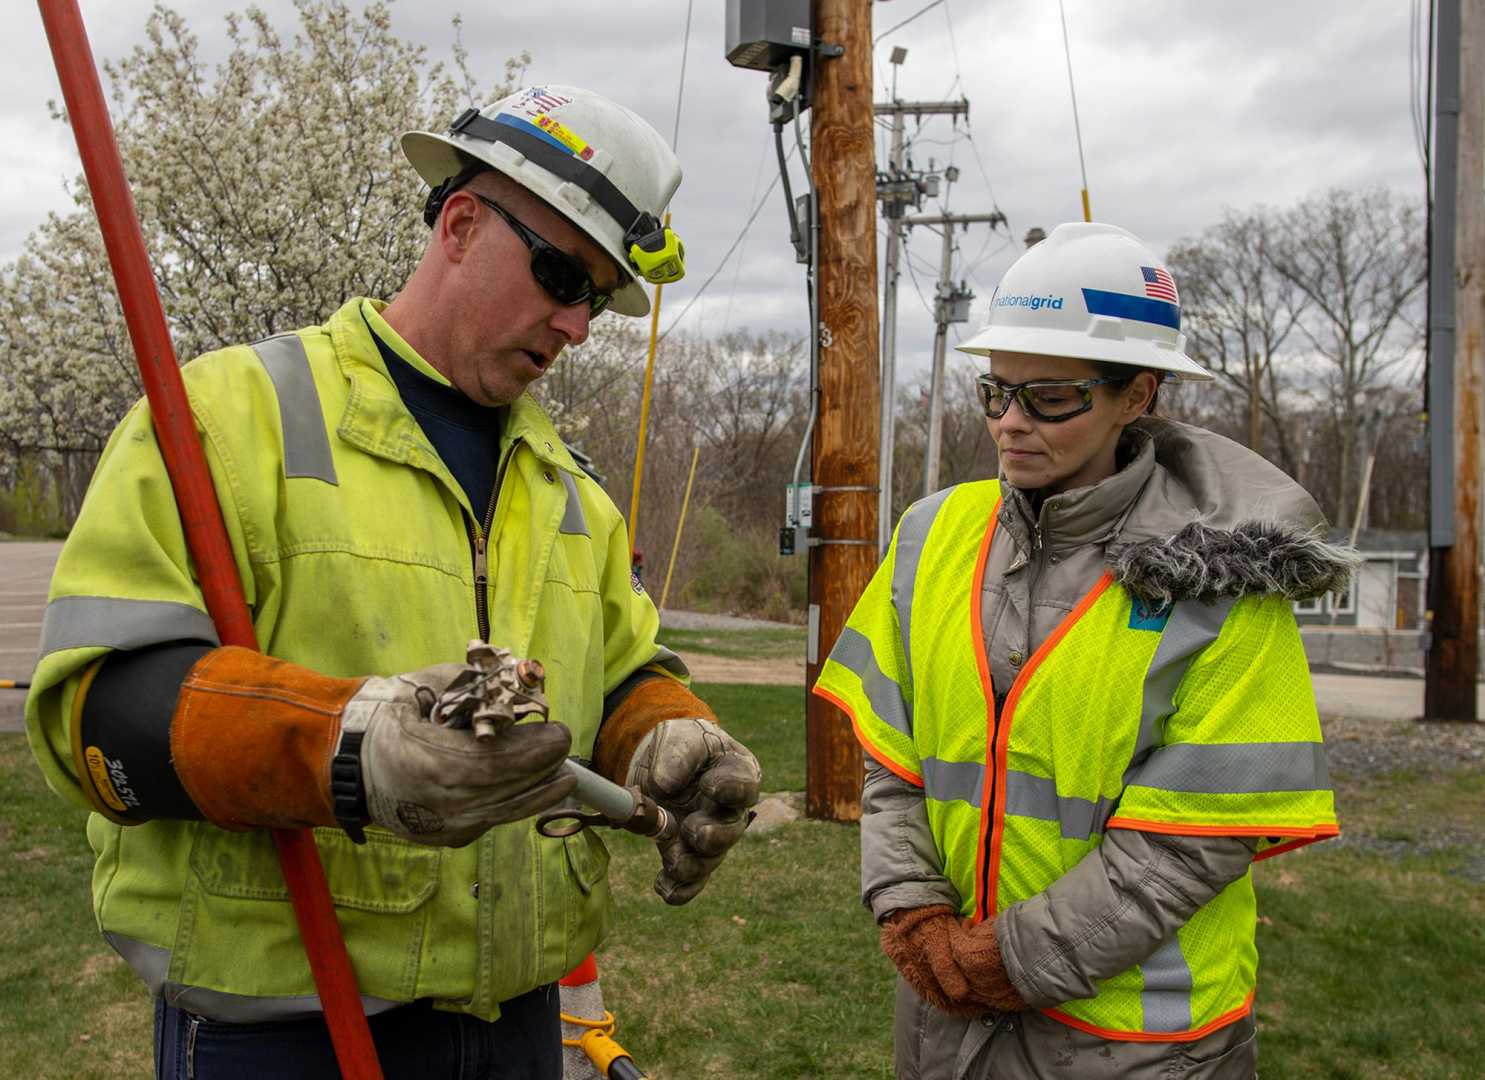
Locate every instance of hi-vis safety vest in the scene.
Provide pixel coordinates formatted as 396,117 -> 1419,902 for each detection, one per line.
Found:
814,479 -> 1338,1042
26,298 -> 680,1020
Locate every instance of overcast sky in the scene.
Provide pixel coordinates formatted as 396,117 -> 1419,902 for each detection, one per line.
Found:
2,0 -> 1426,383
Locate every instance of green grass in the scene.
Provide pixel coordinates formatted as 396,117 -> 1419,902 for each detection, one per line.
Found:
0,735 -> 153,1077
600,823 -> 894,1080
658,626 -> 806,661
693,681 -> 806,792
1252,847 -> 1485,1078
3,700 -> 1483,1078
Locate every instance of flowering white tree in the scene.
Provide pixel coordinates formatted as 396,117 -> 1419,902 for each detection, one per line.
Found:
0,0 -> 526,517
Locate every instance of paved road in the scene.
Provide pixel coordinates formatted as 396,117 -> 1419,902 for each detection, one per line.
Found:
0,541 -> 61,733
1,540 -> 1479,733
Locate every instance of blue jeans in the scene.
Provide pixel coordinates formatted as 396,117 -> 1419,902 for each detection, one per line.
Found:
153,987 -> 562,1079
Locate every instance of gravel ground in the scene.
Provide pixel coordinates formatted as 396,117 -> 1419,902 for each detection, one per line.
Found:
1321,715 -> 1485,878
1322,714 -> 1485,777
658,609 -> 801,632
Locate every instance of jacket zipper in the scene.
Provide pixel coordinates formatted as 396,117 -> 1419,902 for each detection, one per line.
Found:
468,441 -> 520,642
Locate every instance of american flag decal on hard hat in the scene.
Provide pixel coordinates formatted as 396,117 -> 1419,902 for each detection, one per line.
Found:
1141,266 -> 1178,304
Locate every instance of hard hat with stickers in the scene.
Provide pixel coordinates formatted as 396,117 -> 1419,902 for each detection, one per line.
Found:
403,85 -> 686,318
957,222 -> 1213,380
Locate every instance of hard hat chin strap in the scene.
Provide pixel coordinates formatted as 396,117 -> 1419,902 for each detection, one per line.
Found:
439,108 -> 686,285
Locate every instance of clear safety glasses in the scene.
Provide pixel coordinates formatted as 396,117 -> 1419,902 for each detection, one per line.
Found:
975,374 -> 1132,423
473,194 -> 614,318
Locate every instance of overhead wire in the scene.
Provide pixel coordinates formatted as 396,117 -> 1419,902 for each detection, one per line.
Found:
874,0 -> 947,45
1408,0 -> 1432,183
671,0 -> 694,149
657,150 -> 792,346
1057,0 -> 1092,221
720,132 -> 774,337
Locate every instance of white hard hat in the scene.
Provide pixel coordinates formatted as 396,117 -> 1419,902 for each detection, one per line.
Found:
402,85 -> 685,317
957,222 -> 1212,380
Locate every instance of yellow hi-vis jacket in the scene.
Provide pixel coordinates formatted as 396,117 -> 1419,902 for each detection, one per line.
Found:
25,298 -> 681,1020
815,479 -> 1338,1041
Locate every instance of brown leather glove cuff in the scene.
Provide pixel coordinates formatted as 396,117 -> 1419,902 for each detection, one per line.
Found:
591,675 -> 717,783
170,646 -> 365,831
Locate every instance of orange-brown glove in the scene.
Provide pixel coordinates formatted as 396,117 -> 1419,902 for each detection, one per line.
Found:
170,646 -> 575,845
880,905 -> 1028,1017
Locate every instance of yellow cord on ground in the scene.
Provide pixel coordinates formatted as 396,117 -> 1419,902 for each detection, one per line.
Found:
658,445 -> 700,615
560,1009 -> 616,1046
627,213 -> 671,558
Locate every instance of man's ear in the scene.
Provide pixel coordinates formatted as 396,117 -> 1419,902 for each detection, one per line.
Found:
436,190 -> 480,264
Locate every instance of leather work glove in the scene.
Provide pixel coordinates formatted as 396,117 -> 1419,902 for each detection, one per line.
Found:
879,905 -> 1028,1017
626,717 -> 762,905
167,646 -> 574,847
340,664 -> 576,847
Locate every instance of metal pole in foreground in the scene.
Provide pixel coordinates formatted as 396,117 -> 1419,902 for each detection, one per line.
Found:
1426,0 -> 1481,722
35,2 -> 383,1075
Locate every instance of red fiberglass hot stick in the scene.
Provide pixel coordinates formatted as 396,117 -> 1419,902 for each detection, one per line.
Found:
34,2 -> 384,1076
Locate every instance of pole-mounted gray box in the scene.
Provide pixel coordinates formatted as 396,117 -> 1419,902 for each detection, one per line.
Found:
725,0 -> 813,71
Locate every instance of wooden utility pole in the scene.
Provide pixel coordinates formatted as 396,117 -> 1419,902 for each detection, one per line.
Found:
1426,0 -> 1482,722
806,0 -> 880,821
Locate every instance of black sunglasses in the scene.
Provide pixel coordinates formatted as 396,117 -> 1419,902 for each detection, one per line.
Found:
976,374 -> 1132,423
472,194 -> 614,318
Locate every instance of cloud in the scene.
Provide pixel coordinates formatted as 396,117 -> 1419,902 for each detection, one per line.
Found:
2,0 -> 1423,384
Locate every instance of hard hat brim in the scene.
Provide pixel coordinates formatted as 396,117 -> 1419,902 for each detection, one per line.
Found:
401,130 -> 651,317
956,324 -> 1214,381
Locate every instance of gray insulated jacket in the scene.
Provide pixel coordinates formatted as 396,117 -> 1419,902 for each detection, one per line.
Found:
863,417 -> 1355,1080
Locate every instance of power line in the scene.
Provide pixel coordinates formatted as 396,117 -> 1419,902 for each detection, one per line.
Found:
671,0 -> 695,150
874,0 -> 947,45
941,0 -> 967,101
721,132 -> 774,338
658,148 -> 793,345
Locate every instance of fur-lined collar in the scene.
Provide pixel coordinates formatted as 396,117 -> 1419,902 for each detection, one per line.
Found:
1110,521 -> 1361,605
1104,419 -> 1360,604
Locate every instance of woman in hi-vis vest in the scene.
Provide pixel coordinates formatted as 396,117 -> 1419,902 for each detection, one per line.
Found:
815,223 -> 1351,1079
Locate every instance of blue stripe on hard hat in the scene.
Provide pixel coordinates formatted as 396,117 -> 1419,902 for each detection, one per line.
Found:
492,113 -> 577,158
1081,288 -> 1180,330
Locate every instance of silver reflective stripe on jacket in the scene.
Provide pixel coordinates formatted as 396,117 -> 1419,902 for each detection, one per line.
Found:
558,471 -> 590,536
921,756 -> 983,806
893,487 -> 955,685
1129,740 -> 1331,794
1125,598 -> 1235,783
830,626 -> 912,737
38,596 -> 219,659
1139,932 -> 1194,1033
1004,770 -> 1119,840
105,932 -> 400,1023
252,334 -> 338,484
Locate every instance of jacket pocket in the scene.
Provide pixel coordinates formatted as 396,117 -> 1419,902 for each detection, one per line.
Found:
562,830 -> 611,896
190,827 -> 440,913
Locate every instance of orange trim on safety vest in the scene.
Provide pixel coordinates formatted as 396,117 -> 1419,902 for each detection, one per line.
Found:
1105,818 -> 1341,842
1043,989 -> 1255,1043
968,502 -> 1000,924
1252,834 -> 1332,861
813,684 -> 925,788
974,567 -> 1116,921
